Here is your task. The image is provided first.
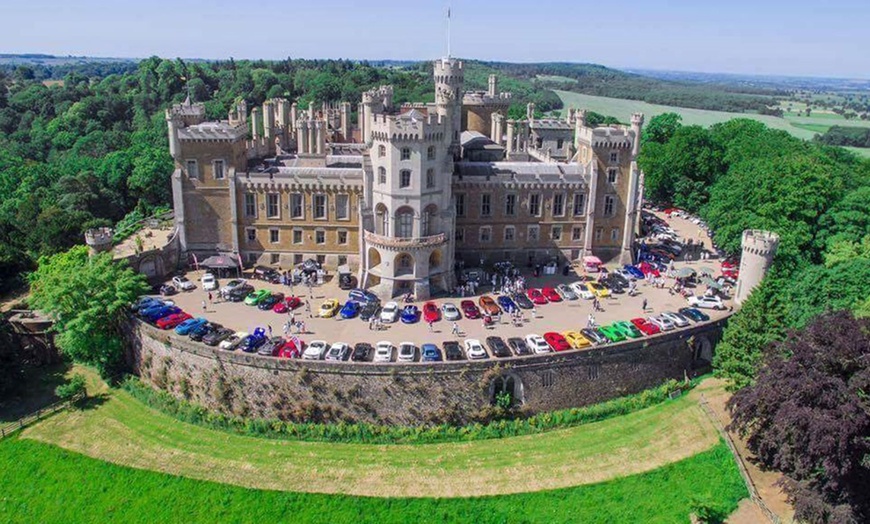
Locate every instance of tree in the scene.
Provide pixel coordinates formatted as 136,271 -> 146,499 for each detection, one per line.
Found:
27,246 -> 149,377
641,112 -> 682,145
817,187 -> 870,250
728,312 -> 870,523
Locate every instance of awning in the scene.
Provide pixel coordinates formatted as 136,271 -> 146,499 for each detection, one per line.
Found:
702,277 -> 724,290
337,265 -> 352,275
199,254 -> 241,269
698,266 -> 716,276
583,256 -> 602,265
675,267 -> 696,278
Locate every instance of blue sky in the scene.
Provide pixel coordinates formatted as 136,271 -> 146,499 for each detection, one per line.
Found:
2,0 -> 867,78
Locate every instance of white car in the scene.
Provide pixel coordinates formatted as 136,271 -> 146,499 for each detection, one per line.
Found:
570,282 -> 595,300
325,342 -> 350,361
464,339 -> 488,360
688,295 -> 726,310
303,340 -> 329,360
398,342 -> 416,362
380,302 -> 400,323
525,334 -> 552,354
614,268 -> 636,282
172,275 -> 196,291
374,341 -> 393,362
201,273 -> 218,291
556,284 -> 578,301
661,311 -> 691,328
648,315 -> 675,331
219,278 -> 247,297
219,331 -> 248,350
441,302 -> 461,321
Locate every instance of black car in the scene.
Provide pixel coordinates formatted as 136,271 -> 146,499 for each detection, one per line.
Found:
338,272 -> 354,290
603,276 -> 625,294
507,337 -> 531,356
581,328 -> 607,345
443,340 -> 464,360
258,336 -> 285,357
351,342 -> 373,362
189,322 -> 220,342
228,284 -> 255,302
202,327 -> 234,346
679,307 -> 710,322
511,293 -> 534,310
609,273 -> 630,288
485,336 -> 511,358
253,265 -> 281,283
257,293 -> 284,310
359,302 -> 381,321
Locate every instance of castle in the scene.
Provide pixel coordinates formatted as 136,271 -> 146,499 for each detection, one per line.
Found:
166,57 -> 645,300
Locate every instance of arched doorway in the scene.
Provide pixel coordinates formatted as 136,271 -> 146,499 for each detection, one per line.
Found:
367,247 -> 382,286
429,250 -> 442,272
375,204 -> 389,235
395,206 -> 415,238
395,252 -> 414,277
491,373 -> 524,407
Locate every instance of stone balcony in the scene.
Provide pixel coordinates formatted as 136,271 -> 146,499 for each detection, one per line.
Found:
364,230 -> 447,250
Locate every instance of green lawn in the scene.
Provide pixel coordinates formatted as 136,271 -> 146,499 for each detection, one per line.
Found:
0,435 -> 746,524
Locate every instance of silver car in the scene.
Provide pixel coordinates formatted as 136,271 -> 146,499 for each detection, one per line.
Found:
661,311 -> 690,328
441,302 -> 461,321
556,284 -> 578,301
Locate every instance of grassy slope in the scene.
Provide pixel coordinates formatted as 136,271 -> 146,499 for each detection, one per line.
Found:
21,386 -> 719,497
0,436 -> 746,524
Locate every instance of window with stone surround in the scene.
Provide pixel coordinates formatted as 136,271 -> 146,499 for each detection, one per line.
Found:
572,227 -> 583,241
378,144 -> 386,157
604,195 -> 615,216
246,228 -> 256,242
213,160 -> 225,180
336,194 -> 349,220
455,194 -> 465,217
551,225 -> 562,241
314,194 -> 327,220
186,159 -> 198,179
426,168 -> 435,188
573,193 -> 586,216
292,229 -> 303,244
505,194 -> 516,216
504,226 -> 515,242
338,230 -> 348,245
315,230 -> 325,244
610,151 -> 619,163
291,193 -> 304,219
427,145 -> 436,160
400,169 -> 411,188
479,226 -> 492,243
528,225 -> 539,242
529,193 -> 541,216
552,193 -> 565,217
269,228 -> 279,243
607,168 -> 618,184
480,194 -> 491,217
244,193 -> 257,218
267,193 -> 280,219
595,228 -> 603,241
378,167 -> 386,184
611,227 -> 620,241
401,147 -> 411,160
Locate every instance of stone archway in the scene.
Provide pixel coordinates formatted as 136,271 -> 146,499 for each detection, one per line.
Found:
395,252 -> 414,277
690,335 -> 713,368
490,373 -> 525,407
429,250 -> 442,272
367,247 -> 382,286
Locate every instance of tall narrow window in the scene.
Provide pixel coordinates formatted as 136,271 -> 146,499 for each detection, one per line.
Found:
551,225 -> 562,241
607,168 -> 618,184
529,193 -> 541,216
401,147 -> 411,160
572,227 -> 583,241
455,194 -> 465,217
427,145 -> 436,160
556,139 -> 564,150
314,194 -> 327,220
293,229 -> 303,244
400,170 -> 411,188
528,225 -> 540,242
244,193 -> 257,217
573,193 -> 586,216
378,144 -> 386,157
378,166 -> 386,184
480,194 -> 491,217
504,226 -> 515,242
291,193 -> 303,219
397,210 -> 413,238
611,228 -> 620,241
604,195 -> 615,216
479,226 -> 492,243
426,168 -> 435,188
335,194 -> 349,220
315,230 -> 325,244
267,193 -> 280,218
552,194 -> 564,216
186,159 -> 198,179
269,229 -> 279,243
213,160 -> 225,180
338,230 -> 348,245
505,194 -> 516,216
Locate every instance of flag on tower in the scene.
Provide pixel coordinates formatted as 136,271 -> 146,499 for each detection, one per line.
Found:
447,7 -> 450,18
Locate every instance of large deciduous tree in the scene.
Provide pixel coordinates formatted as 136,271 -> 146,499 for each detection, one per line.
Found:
28,246 -> 149,377
728,312 -> 870,523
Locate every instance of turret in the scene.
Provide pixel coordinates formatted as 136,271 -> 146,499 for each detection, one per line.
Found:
165,109 -> 181,160
433,57 -> 464,153
487,74 -> 497,97
630,112 -> 644,158
735,230 -> 780,306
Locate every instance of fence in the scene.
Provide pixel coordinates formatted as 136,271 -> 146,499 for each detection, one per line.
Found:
0,394 -> 83,440
698,394 -> 782,524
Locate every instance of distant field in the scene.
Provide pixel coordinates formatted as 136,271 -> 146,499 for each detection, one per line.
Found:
537,74 -> 578,84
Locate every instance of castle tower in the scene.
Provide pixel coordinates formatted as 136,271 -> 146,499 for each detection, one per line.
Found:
619,112 -> 645,265
735,230 -> 780,306
84,228 -> 114,256
433,57 -> 463,156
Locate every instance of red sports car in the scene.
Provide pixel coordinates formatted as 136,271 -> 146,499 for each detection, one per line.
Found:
630,317 -> 661,336
721,258 -> 739,270
639,262 -> 661,277
156,312 -> 192,330
273,296 -> 302,313
542,287 -> 562,302
543,332 -> 571,352
722,268 -> 739,279
277,339 -> 303,358
460,299 -> 481,319
526,288 -> 548,305
423,301 -> 441,323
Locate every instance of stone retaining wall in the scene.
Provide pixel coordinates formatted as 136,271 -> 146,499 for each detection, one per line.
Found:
125,318 -> 726,425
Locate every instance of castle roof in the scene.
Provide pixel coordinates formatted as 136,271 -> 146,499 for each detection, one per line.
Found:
177,121 -> 246,141
530,119 -> 573,131
455,161 -> 588,184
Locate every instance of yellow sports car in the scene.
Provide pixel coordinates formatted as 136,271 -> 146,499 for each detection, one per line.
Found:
319,298 -> 340,318
563,330 -> 591,349
586,281 -> 611,298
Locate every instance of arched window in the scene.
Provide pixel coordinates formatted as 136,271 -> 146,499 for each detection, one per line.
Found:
427,145 -> 436,160
396,207 -> 414,238
378,166 -> 386,184
375,204 -> 388,235
378,144 -> 386,158
401,147 -> 411,160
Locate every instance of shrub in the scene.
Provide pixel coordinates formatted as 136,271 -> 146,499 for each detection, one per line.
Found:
55,374 -> 87,405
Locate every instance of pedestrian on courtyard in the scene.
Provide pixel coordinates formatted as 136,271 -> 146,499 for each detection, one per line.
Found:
642,298 -> 648,311
428,320 -> 433,332
201,300 -> 207,313
452,322 -> 459,336
531,307 -> 537,319
268,325 -> 273,337
208,291 -> 213,304
283,322 -> 289,336
306,302 -> 312,318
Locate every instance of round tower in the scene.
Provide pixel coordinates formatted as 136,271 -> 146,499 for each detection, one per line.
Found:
84,227 -> 114,256
735,230 -> 780,306
433,57 -> 463,154
630,112 -> 645,158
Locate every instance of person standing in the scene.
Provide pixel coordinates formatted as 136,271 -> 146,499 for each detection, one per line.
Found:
201,300 -> 207,313
642,298 -> 648,311
451,322 -> 459,336
207,291 -> 213,304
268,325 -> 273,337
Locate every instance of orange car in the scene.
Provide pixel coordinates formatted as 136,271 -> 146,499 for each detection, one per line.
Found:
478,295 -> 501,316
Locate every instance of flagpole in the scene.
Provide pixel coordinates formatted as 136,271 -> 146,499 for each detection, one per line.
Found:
447,5 -> 451,58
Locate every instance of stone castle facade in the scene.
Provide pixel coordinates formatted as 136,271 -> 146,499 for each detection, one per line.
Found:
167,57 -> 645,300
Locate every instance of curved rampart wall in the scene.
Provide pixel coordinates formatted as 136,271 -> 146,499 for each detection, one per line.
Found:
125,318 -> 726,425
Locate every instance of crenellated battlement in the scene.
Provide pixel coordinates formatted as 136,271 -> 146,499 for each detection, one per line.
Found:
368,110 -> 449,142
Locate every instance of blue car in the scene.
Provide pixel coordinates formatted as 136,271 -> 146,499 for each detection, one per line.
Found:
143,305 -> 181,323
241,327 -> 267,353
340,300 -> 360,319
132,296 -> 161,312
400,305 -> 420,324
623,264 -> 645,279
421,343 -> 442,362
175,317 -> 208,336
348,288 -> 379,304
138,301 -> 167,318
497,295 -> 517,313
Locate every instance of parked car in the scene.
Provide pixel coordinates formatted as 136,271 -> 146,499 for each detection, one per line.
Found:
597,325 -> 626,343
220,279 -> 247,298
648,315 -> 676,331
525,334 -> 551,354
219,331 -> 248,350
586,281 -> 610,298
511,293 -> 534,309
661,311 -> 691,328
614,268 -> 636,282
544,332 -> 571,351
138,301 -> 170,318
422,302 -> 441,323
398,342 -> 416,362
580,328 -> 607,345
374,341 -> 393,362
507,337 -> 531,356
359,302 -> 381,321
348,288 -> 379,304
273,296 -> 302,313
688,295 -> 726,310
252,265 -> 281,283
172,275 -> 196,291
319,299 -> 341,317
302,340 -> 329,360
157,312 -> 192,330
132,296 -> 161,312
478,296 -> 501,316
623,265 -> 645,280
443,340 -> 464,360
201,273 -> 218,291
421,343 -> 442,362
228,284 -> 254,302
258,336 -> 285,357
526,288 -> 548,305
612,320 -> 643,339
380,301 -> 400,323
339,300 -> 360,319
460,300 -> 481,319
202,326 -> 233,346
257,293 -> 284,310
174,317 -> 208,336
556,284 -> 578,301
189,322 -> 217,341
441,302 -> 461,321
277,339 -> 303,359
240,328 -> 267,352
159,284 -> 177,296
630,318 -> 661,336
351,342 -> 373,362
563,330 -> 591,349
464,339 -> 488,359
542,287 -> 562,302
570,282 -> 595,300
679,307 -> 710,322
485,336 -> 511,358
496,295 -> 517,313
245,289 -> 272,306
400,305 -> 420,324
143,305 -> 181,323
325,342 -> 350,361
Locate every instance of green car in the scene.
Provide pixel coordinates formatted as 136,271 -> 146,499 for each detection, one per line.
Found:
244,289 -> 271,306
613,320 -> 643,339
598,324 -> 626,343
